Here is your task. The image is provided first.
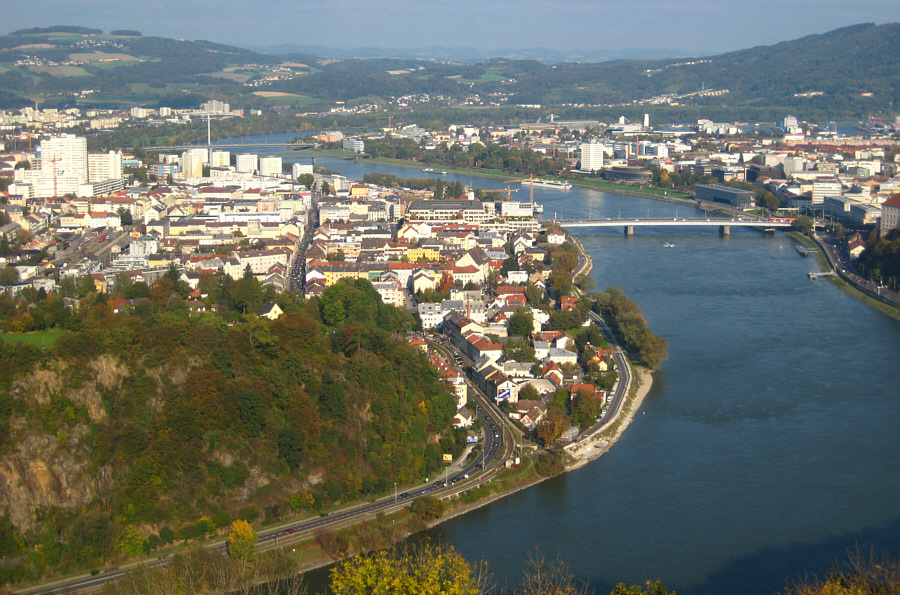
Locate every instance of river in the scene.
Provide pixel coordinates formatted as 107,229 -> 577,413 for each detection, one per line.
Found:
220,134 -> 900,594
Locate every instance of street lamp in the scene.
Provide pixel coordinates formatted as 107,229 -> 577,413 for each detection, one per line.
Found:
393,482 -> 397,504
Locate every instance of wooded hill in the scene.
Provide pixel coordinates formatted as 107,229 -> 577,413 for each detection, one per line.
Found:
0,274 -> 462,584
1,23 -> 898,118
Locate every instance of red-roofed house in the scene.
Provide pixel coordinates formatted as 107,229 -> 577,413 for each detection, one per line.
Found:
560,296 -> 579,311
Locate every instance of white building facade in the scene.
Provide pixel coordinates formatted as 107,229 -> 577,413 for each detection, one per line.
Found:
580,142 -> 604,172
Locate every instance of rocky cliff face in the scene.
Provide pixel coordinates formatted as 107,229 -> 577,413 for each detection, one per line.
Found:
0,355 -> 126,533
0,423 -> 106,532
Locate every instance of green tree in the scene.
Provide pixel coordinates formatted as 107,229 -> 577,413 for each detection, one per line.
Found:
793,216 -> 813,235
233,266 -> 263,314
226,519 -> 257,562
330,541 -> 486,595
238,389 -> 265,437
504,337 -> 536,363
570,388 -> 599,429
277,427 -> 305,470
410,495 -> 445,522
0,266 -> 19,285
118,207 -> 134,227
574,273 -> 595,292
507,306 -> 534,338
525,283 -> 546,305
117,524 -> 148,557
297,173 -> 315,189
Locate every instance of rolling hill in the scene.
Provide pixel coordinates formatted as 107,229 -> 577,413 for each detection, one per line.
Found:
0,23 -> 897,117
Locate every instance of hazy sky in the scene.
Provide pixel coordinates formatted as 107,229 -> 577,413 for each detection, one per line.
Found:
5,0 -> 900,55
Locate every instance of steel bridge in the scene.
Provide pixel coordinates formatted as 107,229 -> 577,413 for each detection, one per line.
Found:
554,217 -> 792,235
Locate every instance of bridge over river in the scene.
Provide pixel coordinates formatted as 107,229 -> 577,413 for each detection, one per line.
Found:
146,142 -> 316,151
553,217 -> 793,235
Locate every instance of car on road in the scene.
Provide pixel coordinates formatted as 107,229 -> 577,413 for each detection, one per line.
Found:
284,529 -> 295,535
399,492 -> 410,499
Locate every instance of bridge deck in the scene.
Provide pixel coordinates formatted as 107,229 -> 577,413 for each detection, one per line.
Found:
555,217 -> 791,228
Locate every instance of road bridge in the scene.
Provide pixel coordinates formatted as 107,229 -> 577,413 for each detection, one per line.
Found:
554,217 -> 792,236
146,142 -> 316,151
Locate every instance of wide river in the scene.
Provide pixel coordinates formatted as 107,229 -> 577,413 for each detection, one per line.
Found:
222,134 -> 900,594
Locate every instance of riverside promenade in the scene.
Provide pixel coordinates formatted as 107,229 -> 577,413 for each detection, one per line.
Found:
562,235 -> 652,469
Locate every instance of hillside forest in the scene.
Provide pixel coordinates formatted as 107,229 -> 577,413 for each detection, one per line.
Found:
0,272 -> 464,584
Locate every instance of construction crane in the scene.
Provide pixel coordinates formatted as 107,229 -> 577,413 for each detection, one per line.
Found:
481,185 -> 519,201
505,174 -> 537,205
46,154 -> 61,199
376,114 -> 395,131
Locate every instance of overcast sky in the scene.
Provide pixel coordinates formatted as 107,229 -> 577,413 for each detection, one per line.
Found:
5,0 -> 900,56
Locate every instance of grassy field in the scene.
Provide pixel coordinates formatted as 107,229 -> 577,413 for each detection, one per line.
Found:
1,330 -> 66,348
260,94 -> 318,107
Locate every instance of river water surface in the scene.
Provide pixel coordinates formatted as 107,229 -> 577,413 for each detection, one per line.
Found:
220,135 -> 900,594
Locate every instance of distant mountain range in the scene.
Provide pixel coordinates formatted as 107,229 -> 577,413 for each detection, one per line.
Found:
0,22 -> 897,119
244,44 -> 690,64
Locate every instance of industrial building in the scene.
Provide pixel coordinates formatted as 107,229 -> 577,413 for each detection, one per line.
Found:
695,184 -> 754,209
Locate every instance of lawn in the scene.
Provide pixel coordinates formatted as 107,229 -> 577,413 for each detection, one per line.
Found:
259,94 -> 317,107
1,330 -> 66,348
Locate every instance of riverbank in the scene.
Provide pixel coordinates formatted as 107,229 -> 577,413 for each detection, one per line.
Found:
564,368 -> 653,472
353,155 -> 696,205
788,231 -> 900,320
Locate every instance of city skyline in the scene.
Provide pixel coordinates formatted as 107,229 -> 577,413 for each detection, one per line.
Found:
5,0 -> 900,57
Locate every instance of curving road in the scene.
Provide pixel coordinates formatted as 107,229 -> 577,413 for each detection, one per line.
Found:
582,311 -> 632,435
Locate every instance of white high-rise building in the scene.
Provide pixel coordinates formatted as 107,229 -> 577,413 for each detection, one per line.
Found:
292,163 -> 314,178
211,150 -> 231,168
88,150 -> 124,182
580,142 -> 604,172
812,180 -> 842,205
643,113 -> 650,128
783,156 -> 806,177
236,153 -> 258,174
39,134 -> 88,183
200,100 -> 230,114
259,156 -> 282,178
181,149 -> 207,178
